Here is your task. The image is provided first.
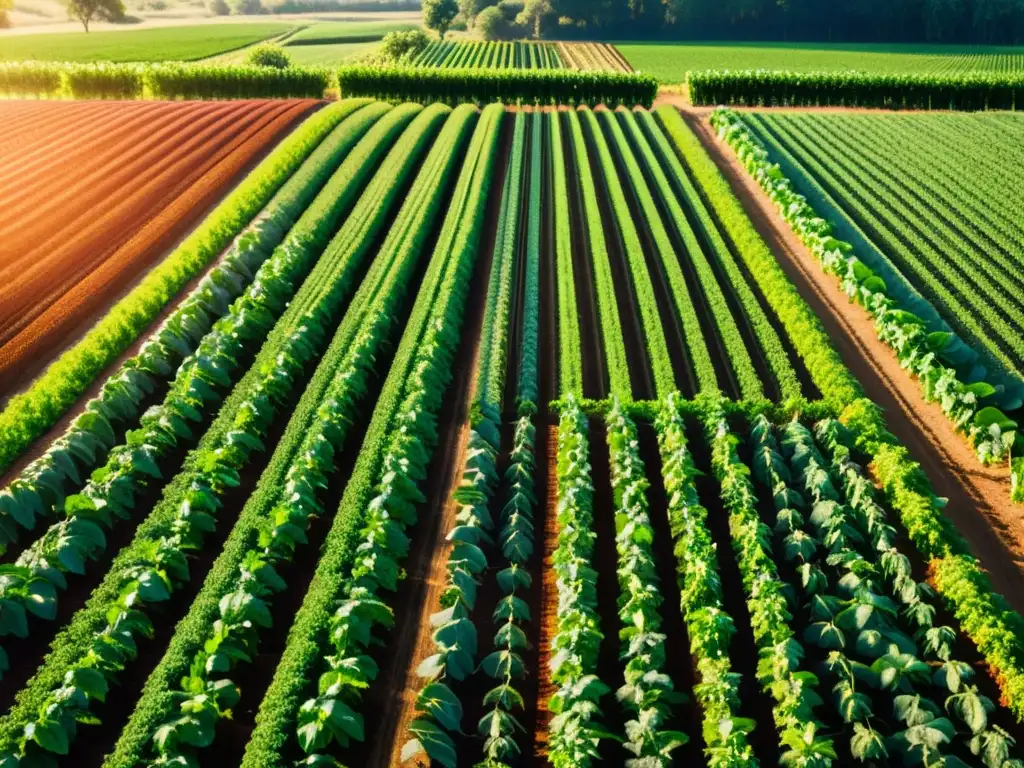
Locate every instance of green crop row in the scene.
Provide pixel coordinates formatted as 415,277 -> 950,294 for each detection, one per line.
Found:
0,105 -> 424,765
0,104 -> 398,674
517,113 -> 543,413
654,106 -> 861,412
605,400 -> 689,761
0,101 -> 364,478
550,112 -> 584,398
655,393 -> 756,766
337,64 -> 658,107
0,100 -> 374,554
102,103 -> 452,768
689,69 -> 1024,111
704,399 -> 836,764
566,109 -> 631,400
631,107 -> 804,404
583,107 -> 676,399
547,396 -> 607,767
471,116 -> 542,759
402,112 -> 526,767
412,41 -> 563,71
0,61 -> 330,99
610,108 -> 720,397
237,103 -> 496,768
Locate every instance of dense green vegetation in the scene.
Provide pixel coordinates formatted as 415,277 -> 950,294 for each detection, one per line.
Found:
0,24 -> 294,62
619,41 -> 1024,83
336,64 -> 658,106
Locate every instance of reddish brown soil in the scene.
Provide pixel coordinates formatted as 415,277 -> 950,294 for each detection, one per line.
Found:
0,99 -> 318,395
681,107 -> 1024,613
532,423 -> 561,760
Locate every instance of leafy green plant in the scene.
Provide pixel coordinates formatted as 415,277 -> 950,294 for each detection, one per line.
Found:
655,392 -> 757,767
246,44 -> 292,69
547,396 -> 608,768
606,400 -> 687,765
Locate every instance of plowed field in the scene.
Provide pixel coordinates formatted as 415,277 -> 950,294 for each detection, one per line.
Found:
0,99 -> 318,392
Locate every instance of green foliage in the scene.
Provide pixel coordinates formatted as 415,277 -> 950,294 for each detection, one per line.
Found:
547,396 -> 607,767
336,64 -> 659,107
0,104 -> 416,764
549,112 -> 583,397
711,107 -> 1018,468
380,28 -> 430,62
0,61 -> 330,99
655,393 -> 755,767
236,104 -> 497,768
565,109 -> 631,400
0,101 -> 374,564
583,108 -> 676,400
654,106 -> 861,411
101,104 -> 449,768
704,400 -> 833,763
412,40 -> 566,70
606,401 -> 687,764
423,0 -> 460,38
246,44 -> 293,69
692,69 -> 1024,111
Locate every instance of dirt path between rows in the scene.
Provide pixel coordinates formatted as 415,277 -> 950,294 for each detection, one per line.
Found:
680,107 -> 1024,614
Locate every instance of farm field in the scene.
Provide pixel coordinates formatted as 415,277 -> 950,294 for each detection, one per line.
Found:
410,40 -> 632,72
0,98 -> 318,396
283,19 -> 416,44
0,23 -> 296,62
1,95 -> 1023,768
284,40 -> 380,65
743,111 -> 1024,413
619,40 -> 1024,82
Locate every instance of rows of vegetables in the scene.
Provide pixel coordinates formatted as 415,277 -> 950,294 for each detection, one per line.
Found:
411,40 -> 564,70
708,108 -> 1024,504
4,94 -> 1024,768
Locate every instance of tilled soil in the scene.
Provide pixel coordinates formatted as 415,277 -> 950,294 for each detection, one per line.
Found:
0,99 -> 318,395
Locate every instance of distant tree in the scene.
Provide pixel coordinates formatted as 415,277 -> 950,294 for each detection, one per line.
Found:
0,0 -> 11,28
67,0 -> 125,32
380,28 -> 430,60
247,44 -> 291,67
207,0 -> 230,14
517,0 -> 552,36
475,3 -> 505,36
423,0 -> 459,37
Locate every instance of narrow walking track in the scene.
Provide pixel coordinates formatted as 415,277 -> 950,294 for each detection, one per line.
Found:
680,107 -> 1024,613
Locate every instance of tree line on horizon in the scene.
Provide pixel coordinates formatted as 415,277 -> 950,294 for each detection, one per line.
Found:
446,0 -> 1024,45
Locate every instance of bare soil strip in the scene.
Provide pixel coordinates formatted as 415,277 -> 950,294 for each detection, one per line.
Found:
367,113 -> 515,768
681,107 -> 1024,613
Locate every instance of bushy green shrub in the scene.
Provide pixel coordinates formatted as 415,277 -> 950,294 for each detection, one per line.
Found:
246,43 -> 292,68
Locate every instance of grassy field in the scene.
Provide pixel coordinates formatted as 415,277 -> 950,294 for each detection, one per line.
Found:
284,19 -> 414,44
284,39 -> 380,64
618,40 -> 1024,82
0,22 -> 295,61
